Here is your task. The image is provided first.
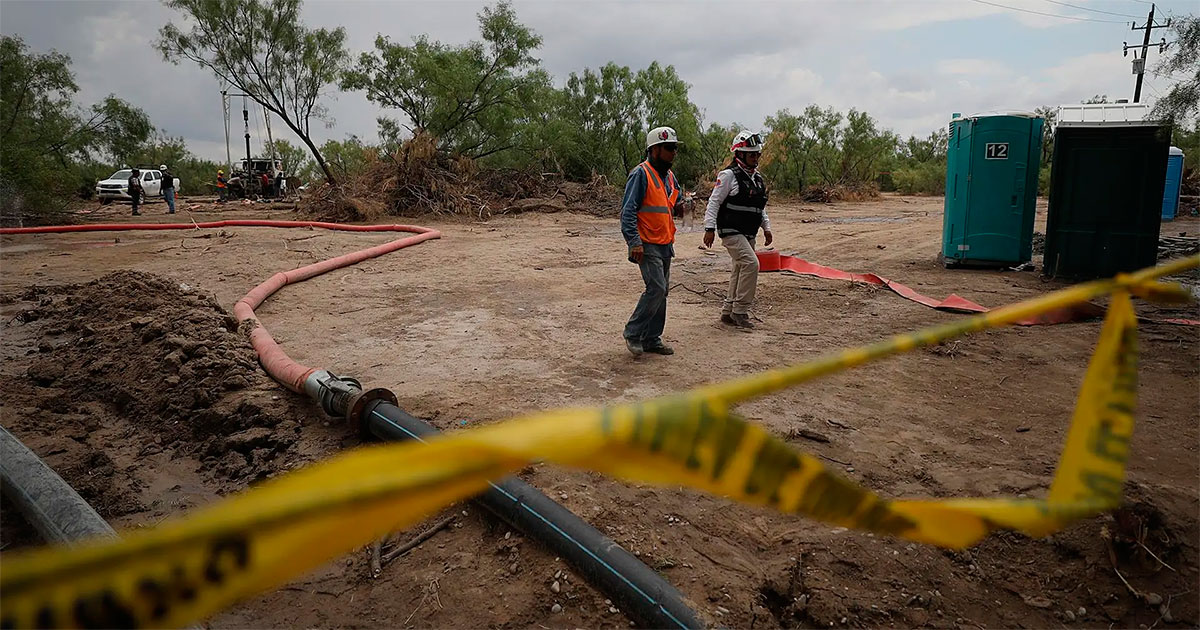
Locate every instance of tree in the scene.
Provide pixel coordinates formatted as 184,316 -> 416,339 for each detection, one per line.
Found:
1,35 -> 150,215
636,62 -> 703,185
318,135 -> 377,179
127,132 -> 222,194
559,62 -> 644,180
1033,105 -> 1058,165
761,109 -> 804,192
157,0 -> 347,185
1150,14 -> 1199,128
270,139 -> 312,179
899,128 -> 948,164
342,1 -> 548,160
1083,95 -> 1110,104
693,119 -> 739,184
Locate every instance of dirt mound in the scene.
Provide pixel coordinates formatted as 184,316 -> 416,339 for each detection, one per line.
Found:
4,271 -> 312,486
299,134 -> 622,221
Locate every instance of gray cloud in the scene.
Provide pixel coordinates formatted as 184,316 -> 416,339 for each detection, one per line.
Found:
1,0 -> 1190,163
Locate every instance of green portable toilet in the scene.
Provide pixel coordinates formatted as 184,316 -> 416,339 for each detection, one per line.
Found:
1043,104 -> 1167,279
942,112 -> 1044,267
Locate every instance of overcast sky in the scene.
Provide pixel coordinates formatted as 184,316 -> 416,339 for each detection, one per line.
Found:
1,0 -> 1195,164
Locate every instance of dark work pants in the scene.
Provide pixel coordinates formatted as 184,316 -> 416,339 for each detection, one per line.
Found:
623,254 -> 671,345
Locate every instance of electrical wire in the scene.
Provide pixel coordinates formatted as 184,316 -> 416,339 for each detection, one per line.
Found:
968,0 -> 1129,22
1041,0 -> 1141,18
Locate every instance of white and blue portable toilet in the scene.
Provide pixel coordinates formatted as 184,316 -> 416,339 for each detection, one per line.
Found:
1162,146 -> 1184,221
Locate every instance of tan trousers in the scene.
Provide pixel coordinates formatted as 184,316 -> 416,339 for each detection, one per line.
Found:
721,234 -> 758,315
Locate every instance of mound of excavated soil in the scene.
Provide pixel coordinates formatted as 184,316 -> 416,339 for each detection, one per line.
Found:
2,271 -> 317,503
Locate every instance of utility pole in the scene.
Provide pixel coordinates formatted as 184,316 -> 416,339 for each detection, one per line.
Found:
1124,4 -> 1171,103
221,89 -> 232,173
242,95 -> 251,172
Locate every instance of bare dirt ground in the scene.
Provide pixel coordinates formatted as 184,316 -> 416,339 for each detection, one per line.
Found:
1,193 -> 1197,629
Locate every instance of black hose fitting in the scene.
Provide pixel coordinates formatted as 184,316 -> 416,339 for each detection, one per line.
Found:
303,370 -> 397,433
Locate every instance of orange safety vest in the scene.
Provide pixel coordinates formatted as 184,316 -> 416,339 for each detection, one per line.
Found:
217,176 -> 226,189
636,161 -> 679,245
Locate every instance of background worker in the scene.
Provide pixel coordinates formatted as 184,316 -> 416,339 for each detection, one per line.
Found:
160,164 -> 176,214
703,131 -> 773,329
216,169 -> 227,202
620,126 -> 687,356
128,168 -> 143,216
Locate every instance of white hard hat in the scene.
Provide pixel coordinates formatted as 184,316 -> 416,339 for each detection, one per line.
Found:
730,131 -> 764,153
646,126 -> 679,149
159,164 -> 168,170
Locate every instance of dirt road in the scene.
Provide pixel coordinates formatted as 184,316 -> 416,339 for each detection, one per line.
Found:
2,194 -> 1196,628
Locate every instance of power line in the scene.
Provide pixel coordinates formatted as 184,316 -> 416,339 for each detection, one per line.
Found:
968,0 -> 1129,23
1041,0 -> 1141,18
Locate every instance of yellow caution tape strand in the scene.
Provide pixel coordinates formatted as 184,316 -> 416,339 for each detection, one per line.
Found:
1,255 -> 1195,629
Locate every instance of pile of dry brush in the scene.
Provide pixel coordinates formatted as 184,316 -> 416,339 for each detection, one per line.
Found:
299,134 -> 620,222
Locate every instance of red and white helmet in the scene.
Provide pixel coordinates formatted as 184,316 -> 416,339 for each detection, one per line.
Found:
646,126 -> 679,149
730,130 -> 764,153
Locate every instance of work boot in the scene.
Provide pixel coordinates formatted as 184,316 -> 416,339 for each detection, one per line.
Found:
720,313 -> 736,326
644,341 -> 674,355
732,313 -> 755,329
625,337 -> 644,356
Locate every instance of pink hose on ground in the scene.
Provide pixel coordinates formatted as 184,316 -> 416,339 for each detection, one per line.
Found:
1,220 -> 442,393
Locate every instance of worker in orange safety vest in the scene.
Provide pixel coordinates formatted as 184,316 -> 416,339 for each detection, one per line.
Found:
620,126 -> 689,357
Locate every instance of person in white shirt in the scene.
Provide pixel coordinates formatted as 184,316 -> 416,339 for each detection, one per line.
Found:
703,131 -> 773,329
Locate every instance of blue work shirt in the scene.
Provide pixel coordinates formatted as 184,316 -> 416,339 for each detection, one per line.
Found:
619,164 -> 678,260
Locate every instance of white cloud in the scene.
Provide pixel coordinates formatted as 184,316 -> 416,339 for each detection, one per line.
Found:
0,0 -> 1186,163
938,58 -> 1012,77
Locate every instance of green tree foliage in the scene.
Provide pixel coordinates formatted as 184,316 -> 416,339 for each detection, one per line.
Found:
127,132 -> 223,194
342,1 -> 549,160
892,127 -> 948,195
270,139 -> 314,181
157,0 -> 347,184
760,106 -> 896,194
1,35 -> 151,215
636,62 -> 704,185
1150,14 -> 1199,129
557,62 -> 644,180
693,120 -> 740,185
318,136 -> 378,180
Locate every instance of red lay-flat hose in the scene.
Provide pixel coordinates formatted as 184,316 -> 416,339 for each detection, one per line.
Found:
1,220 -> 442,392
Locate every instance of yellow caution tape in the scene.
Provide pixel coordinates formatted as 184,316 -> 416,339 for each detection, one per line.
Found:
1,255 -> 1195,629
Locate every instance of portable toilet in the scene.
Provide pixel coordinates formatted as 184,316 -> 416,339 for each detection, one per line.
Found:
1044,103 -> 1168,279
941,112 -> 1044,267
1163,146 -> 1184,221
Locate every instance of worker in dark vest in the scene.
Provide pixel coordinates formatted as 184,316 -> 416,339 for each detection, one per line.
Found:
703,130 -> 773,329
620,126 -> 686,356
128,168 -> 143,216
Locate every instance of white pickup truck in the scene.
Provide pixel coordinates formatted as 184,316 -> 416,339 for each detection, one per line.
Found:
95,168 -> 181,204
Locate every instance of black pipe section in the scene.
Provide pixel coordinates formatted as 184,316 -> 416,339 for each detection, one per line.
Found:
363,401 -> 705,630
0,424 -> 116,545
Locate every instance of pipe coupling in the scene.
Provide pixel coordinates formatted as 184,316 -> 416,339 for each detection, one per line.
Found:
304,370 -> 397,434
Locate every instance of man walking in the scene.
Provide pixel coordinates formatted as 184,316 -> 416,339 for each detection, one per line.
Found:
128,168 -> 143,216
621,126 -> 685,356
216,169 -> 227,202
703,131 -> 773,329
160,164 -> 176,214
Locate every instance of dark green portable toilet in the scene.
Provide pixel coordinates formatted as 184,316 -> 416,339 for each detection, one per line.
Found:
942,112 -> 1044,267
1044,104 -> 1168,279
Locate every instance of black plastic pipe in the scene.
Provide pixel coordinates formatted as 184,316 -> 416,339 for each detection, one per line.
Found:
0,424 -> 116,545
363,401 -> 705,630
